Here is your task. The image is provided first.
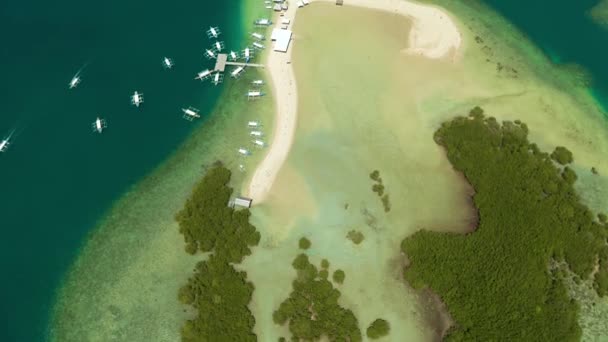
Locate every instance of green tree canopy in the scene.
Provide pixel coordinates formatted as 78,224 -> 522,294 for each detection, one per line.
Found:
551,146 -> 574,165
299,237 -> 312,250
333,270 -> 346,284
402,110 -> 608,341
274,254 -> 361,341
366,319 -> 390,339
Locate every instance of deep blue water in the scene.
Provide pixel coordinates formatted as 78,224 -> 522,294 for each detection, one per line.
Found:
481,0 -> 608,112
0,0 -> 244,341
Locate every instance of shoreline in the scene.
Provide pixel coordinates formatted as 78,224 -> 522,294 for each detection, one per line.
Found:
246,0 -> 463,203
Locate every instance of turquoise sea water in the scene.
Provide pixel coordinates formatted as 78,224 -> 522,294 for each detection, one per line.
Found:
0,0 -> 244,340
480,0 -> 608,112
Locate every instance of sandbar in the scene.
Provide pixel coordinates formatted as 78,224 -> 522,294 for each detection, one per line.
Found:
247,0 -> 463,203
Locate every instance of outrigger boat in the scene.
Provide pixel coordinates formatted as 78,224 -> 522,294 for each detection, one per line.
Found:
207,26 -> 220,39
247,121 -> 260,128
231,66 -> 245,78
229,51 -> 239,61
205,49 -> 216,59
0,131 -> 13,152
253,139 -> 265,148
69,74 -> 81,89
214,41 -> 224,52
92,117 -> 107,133
252,80 -> 264,86
243,47 -> 252,63
162,57 -> 173,69
254,18 -> 272,26
182,107 -> 201,121
211,72 -> 223,86
238,148 -> 251,156
247,90 -> 264,99
195,69 -> 212,80
131,91 -> 144,107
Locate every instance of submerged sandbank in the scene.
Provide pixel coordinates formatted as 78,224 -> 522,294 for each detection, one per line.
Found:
243,0 -> 608,340
247,0 -> 463,203
242,4 -> 475,340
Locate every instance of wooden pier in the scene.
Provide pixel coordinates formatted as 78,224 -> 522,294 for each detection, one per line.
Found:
214,53 -> 265,72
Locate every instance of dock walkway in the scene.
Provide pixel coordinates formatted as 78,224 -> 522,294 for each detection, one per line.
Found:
214,53 -> 265,72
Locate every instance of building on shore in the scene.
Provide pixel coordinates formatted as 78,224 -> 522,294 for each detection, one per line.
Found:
271,28 -> 293,53
229,196 -> 253,208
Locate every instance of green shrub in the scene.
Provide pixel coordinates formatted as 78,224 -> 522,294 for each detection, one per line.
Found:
347,230 -> 365,244
372,183 -> 385,196
292,253 -> 309,270
366,319 -> 390,339
321,259 -> 330,269
299,237 -> 311,250
551,146 -> 574,165
333,270 -> 346,284
370,170 -> 380,181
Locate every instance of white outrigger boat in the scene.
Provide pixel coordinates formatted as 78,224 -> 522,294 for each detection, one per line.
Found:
252,42 -> 265,50
238,148 -> 251,156
242,47 -> 252,62
92,117 -> 107,133
254,18 -> 272,26
195,69 -> 212,80
211,72 -> 223,86
182,107 -> 201,121
213,41 -> 224,52
229,51 -> 239,61
247,121 -> 260,128
206,26 -> 220,39
69,74 -> 81,89
131,91 -> 144,107
252,139 -> 265,148
251,32 -> 265,41
231,66 -> 245,78
247,90 -> 264,99
205,49 -> 216,59
0,131 -> 13,152
252,80 -> 264,86
250,130 -> 263,137
162,57 -> 173,69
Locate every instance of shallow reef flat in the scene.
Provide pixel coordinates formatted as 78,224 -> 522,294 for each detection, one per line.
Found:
242,4 -> 476,341
243,1 -> 608,340
49,69 -> 274,341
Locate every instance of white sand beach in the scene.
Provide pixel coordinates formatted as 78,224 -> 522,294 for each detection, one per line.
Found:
247,0 -> 463,203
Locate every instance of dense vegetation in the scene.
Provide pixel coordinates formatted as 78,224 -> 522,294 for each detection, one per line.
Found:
274,252 -> 361,341
176,163 -> 260,261
347,230 -> 365,245
401,108 -> 608,341
176,163 -> 260,341
369,170 -> 391,212
366,319 -> 390,339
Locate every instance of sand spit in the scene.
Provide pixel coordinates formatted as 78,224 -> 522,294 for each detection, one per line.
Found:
313,0 -> 462,59
246,3 -> 299,202
247,0 -> 463,204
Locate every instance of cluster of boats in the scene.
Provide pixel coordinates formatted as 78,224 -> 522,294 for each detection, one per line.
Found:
2,14 -> 275,154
